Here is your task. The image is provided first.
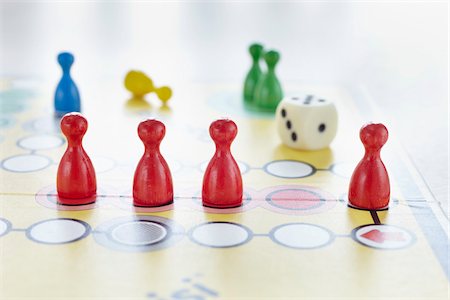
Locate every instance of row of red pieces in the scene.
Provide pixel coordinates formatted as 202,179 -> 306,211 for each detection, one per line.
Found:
57,113 -> 390,210
56,113 -> 243,208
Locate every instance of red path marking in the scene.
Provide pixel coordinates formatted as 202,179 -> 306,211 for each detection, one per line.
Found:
361,229 -> 405,244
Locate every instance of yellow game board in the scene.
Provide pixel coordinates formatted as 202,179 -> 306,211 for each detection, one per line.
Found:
0,80 -> 448,299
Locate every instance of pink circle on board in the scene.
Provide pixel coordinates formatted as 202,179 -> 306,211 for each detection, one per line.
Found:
268,189 -> 323,210
183,188 -> 260,214
117,195 -> 175,213
35,185 -> 114,211
260,185 -> 337,215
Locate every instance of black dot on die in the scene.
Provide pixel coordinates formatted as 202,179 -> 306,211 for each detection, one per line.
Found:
291,132 -> 297,142
281,109 -> 286,118
286,120 -> 291,129
318,123 -> 326,132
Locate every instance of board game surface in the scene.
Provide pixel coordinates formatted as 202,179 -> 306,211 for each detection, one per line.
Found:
0,79 -> 449,299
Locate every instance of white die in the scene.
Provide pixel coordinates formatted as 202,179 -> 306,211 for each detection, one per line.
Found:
275,95 -> 338,150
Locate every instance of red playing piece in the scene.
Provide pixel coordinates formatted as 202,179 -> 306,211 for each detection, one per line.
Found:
133,119 -> 173,207
202,119 -> 243,208
57,113 -> 97,204
348,123 -> 390,210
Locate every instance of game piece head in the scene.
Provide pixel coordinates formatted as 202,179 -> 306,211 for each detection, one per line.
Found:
57,52 -> 74,71
249,43 -> 264,61
155,86 -> 172,104
60,112 -> 88,143
138,119 -> 165,147
209,119 -> 238,145
264,50 -> 280,68
360,123 -> 388,150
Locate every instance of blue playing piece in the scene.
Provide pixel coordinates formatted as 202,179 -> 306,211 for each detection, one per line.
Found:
54,52 -> 81,116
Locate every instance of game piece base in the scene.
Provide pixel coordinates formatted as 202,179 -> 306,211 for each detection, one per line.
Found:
202,201 -> 243,209
347,201 -> 390,211
57,194 -> 97,205
134,200 -> 174,208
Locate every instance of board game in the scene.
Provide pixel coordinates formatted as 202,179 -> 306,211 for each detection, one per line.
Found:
0,78 -> 449,299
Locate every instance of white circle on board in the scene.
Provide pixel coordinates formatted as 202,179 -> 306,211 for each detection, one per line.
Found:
272,223 -> 333,249
28,219 -> 89,244
264,160 -> 315,178
190,222 -> 251,248
166,158 -> 182,174
91,156 -> 116,173
18,134 -> 64,151
111,221 -> 168,246
200,160 -> 249,174
354,225 -> 414,249
2,154 -> 51,172
331,162 -> 356,178
32,117 -> 60,133
0,219 -> 10,236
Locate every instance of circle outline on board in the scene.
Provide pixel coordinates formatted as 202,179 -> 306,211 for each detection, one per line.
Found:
23,117 -> 60,134
166,158 -> 183,174
269,222 -> 335,249
186,189 -> 259,214
351,224 -> 416,250
263,160 -> 316,179
0,218 -> 12,237
260,185 -> 337,215
35,185 -> 102,211
266,188 -> 326,211
90,155 -> 117,173
93,215 -> 185,252
17,134 -> 65,151
1,154 -> 52,173
189,221 -> 253,248
116,190 -> 175,213
191,190 -> 253,207
25,218 -> 91,245
329,162 -> 356,178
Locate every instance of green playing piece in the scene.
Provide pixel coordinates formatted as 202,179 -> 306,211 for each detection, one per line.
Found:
253,50 -> 283,112
243,43 -> 264,107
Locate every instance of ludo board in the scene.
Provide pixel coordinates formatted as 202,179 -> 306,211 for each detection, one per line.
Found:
0,79 -> 448,299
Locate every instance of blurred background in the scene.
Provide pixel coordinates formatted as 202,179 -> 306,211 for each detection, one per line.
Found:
0,1 -> 448,215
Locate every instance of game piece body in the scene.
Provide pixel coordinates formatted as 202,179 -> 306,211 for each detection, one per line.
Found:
133,119 -> 173,207
243,43 -> 264,107
202,119 -> 243,208
253,50 -> 283,112
275,94 -> 338,150
57,113 -> 96,204
54,52 -> 81,117
348,123 -> 390,210
124,70 -> 154,97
